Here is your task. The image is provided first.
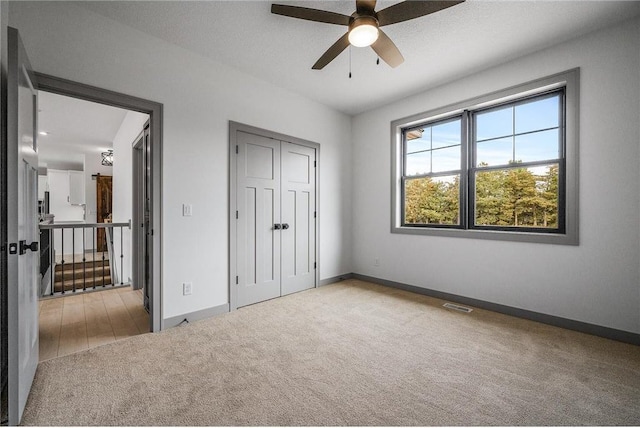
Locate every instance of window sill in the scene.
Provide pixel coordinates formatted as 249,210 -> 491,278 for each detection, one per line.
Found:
391,225 -> 578,245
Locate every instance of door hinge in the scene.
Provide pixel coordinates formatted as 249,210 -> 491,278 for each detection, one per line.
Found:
236,210 -> 238,219
314,262 -> 317,269
235,276 -> 238,284
314,211 -> 316,218
235,145 -> 238,154
314,160 -> 316,168
151,229 -> 154,236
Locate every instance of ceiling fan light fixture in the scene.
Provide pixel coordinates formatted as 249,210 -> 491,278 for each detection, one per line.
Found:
348,16 -> 379,47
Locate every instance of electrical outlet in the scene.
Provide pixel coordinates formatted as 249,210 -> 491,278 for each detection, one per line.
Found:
374,258 -> 380,267
183,282 -> 192,296
182,204 -> 193,217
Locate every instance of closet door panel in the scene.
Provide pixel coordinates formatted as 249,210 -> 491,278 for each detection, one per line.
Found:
281,141 -> 316,296
236,132 -> 281,307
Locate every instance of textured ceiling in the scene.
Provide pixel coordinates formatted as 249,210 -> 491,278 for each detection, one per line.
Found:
78,0 -> 640,115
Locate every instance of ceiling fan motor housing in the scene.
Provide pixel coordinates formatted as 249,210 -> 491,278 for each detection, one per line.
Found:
349,14 -> 379,31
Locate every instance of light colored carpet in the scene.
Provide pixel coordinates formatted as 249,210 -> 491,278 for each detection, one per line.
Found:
22,279 -> 640,426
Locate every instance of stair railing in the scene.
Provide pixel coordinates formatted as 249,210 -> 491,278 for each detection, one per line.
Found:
39,221 -> 131,297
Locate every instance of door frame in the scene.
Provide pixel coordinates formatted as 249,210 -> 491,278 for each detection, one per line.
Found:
34,73 -> 163,332
131,131 -> 144,293
1,8 -> 9,422
228,121 -> 320,311
132,123 -> 152,315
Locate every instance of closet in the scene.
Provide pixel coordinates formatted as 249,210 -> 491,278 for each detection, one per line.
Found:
232,126 -> 318,308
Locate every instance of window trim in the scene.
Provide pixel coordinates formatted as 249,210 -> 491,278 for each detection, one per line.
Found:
391,69 -> 579,245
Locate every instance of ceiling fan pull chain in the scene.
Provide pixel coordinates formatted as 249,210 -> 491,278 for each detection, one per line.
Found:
377,57 -> 380,65
349,46 -> 352,79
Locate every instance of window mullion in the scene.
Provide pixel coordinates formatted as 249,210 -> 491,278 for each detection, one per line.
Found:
429,127 -> 433,174
461,110 -> 470,229
468,110 -> 478,230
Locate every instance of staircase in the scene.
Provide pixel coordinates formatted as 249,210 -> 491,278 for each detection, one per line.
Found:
40,222 -> 131,297
53,256 -> 112,293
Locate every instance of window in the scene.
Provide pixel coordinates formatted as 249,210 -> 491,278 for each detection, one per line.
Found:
404,117 -> 462,226
391,69 -> 578,245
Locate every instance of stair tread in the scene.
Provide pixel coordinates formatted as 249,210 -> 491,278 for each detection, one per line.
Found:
54,264 -> 110,273
54,276 -> 114,291
55,260 -> 110,271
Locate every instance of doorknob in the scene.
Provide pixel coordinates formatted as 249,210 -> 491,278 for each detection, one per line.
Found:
19,240 -> 38,255
273,224 -> 282,230
282,223 -> 290,230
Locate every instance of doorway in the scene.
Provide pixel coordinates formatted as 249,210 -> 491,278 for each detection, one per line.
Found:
36,90 -> 150,361
1,27 -> 163,425
34,73 -> 162,332
229,122 -> 320,310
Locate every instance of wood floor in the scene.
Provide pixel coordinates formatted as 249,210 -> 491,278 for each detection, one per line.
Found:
38,286 -> 149,362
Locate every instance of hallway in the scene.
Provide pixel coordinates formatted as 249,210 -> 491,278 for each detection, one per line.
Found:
38,287 -> 149,361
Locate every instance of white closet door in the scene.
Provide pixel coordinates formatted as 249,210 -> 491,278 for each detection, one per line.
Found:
280,141 -> 316,296
236,131 -> 281,307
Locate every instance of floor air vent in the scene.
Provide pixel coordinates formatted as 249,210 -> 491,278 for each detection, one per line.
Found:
443,302 -> 473,313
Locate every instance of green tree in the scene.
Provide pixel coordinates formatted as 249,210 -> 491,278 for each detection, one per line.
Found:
406,164 -> 558,229
475,164 -> 508,226
537,165 -> 559,227
504,167 -> 537,226
475,162 -> 558,228
405,177 -> 459,225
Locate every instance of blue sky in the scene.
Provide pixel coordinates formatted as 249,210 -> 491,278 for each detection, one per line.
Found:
406,94 -> 560,176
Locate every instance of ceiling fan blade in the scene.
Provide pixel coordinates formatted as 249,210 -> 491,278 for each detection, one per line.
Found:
371,29 -> 404,68
376,0 -> 464,27
312,33 -> 350,70
356,0 -> 377,15
271,4 -> 351,26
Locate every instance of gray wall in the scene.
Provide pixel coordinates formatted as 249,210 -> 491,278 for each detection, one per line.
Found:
9,2 -> 640,334
9,2 -> 353,321
351,18 -> 640,334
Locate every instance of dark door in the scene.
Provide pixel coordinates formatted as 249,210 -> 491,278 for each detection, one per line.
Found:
96,175 -> 112,252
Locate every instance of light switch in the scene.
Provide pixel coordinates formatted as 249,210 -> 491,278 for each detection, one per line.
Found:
183,282 -> 192,296
182,204 -> 192,217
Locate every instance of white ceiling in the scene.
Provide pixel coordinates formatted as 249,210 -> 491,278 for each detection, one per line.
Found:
34,0 -> 640,166
38,91 -> 129,169
78,0 -> 640,115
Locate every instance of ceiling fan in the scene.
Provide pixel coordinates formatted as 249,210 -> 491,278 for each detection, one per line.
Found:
271,0 -> 465,70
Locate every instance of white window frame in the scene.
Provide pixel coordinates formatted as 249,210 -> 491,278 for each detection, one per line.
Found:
391,69 -> 579,245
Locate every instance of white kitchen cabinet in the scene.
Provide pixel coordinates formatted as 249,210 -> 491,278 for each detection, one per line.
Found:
47,169 -> 86,223
68,170 -> 85,205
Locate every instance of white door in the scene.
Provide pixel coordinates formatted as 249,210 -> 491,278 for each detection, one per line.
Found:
7,27 -> 39,425
235,130 -> 316,309
281,142 -> 316,296
236,131 -> 282,307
